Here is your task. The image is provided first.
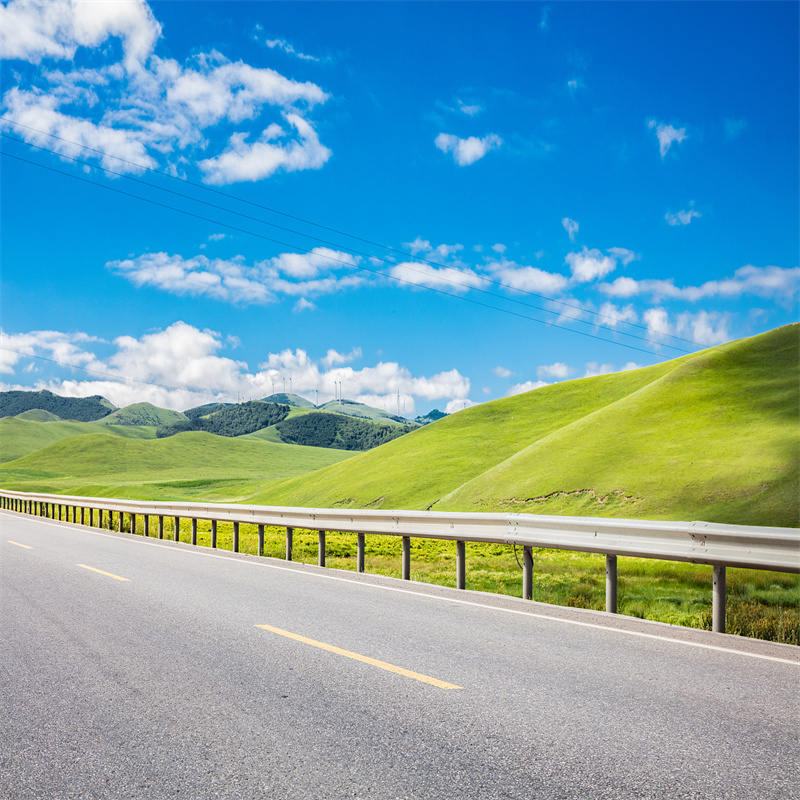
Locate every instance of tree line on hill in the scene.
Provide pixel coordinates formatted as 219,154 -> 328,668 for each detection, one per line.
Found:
0,390 -> 113,422
274,413 -> 415,451
157,401 -> 290,438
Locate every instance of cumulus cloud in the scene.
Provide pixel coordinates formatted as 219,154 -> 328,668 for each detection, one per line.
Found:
647,118 -> 687,157
561,217 -> 579,242
198,113 -> 330,184
537,362 -> 571,380
583,361 -> 641,378
435,132 -> 502,166
665,209 -> 702,226
597,302 -> 638,328
599,265 -> 800,303
492,366 -> 513,378
606,247 -> 638,266
457,99 -> 483,116
293,298 -> 316,312
108,247 -> 363,305
0,1 -> 333,184
643,308 -> 729,346
565,247 -> 618,283
2,322 -> 471,412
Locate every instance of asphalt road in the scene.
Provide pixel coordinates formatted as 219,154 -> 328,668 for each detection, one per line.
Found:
1,510 -> 798,800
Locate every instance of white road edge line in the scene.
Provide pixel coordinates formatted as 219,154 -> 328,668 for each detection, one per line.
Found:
6,511 -> 800,667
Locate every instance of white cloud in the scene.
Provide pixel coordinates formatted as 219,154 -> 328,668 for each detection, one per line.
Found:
263,38 -> 319,62
1,4 -> 333,185
321,347 -> 362,368
457,99 -> 483,116
198,113 -> 331,184
665,209 -> 702,226
109,247 -> 363,305
539,5 -> 550,31
647,118 -> 687,157
435,132 -> 502,166
537,362 -> 571,380
293,298 -> 316,313
507,380 -> 549,396
492,243 -> 507,254
606,247 -> 638,266
389,262 -> 483,292
561,217 -> 579,242
488,259 -> 569,294
0,0 -> 161,72
445,398 -> 478,414
3,322 -> 471,412
209,233 -> 226,241
597,302 -> 638,328
599,265 -> 800,303
492,366 -> 512,378
642,308 -> 730,346
565,247 -> 617,283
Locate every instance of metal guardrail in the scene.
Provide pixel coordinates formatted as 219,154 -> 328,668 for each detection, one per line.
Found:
2,490 -> 798,634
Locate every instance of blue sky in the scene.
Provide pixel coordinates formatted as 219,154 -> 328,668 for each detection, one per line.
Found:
1,0 -> 798,416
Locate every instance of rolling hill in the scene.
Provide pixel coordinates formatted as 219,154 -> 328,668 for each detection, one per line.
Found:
317,399 -> 410,425
0,430 -> 354,500
97,402 -> 189,427
247,325 -> 799,528
261,393 -> 316,409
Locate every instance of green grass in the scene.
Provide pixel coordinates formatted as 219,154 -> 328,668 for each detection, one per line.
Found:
317,399 -> 408,425
96,402 -> 189,427
0,416 -> 157,463
0,430 -> 354,499
248,325 -> 799,528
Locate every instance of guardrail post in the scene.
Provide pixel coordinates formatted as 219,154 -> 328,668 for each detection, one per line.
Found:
81,507 -> 85,525
523,546 -> 533,600
143,515 -> 149,537
402,536 -> 411,580
173,516 -> 180,542
191,519 -> 197,546
130,513 -> 136,535
118,511 -> 123,532
158,516 -> 164,539
232,521 -> 239,552
257,524 -> 264,557
286,527 -> 293,560
318,530 -> 326,567
211,520 -> 217,548
456,540 -> 465,589
357,533 -> 365,573
713,565 -> 726,634
606,555 -> 618,614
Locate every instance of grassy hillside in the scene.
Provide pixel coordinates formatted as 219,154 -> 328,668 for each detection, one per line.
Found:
0,416 -> 156,463
97,402 -> 188,427
0,431 -> 354,500
262,393 -> 316,408
14,409 -> 63,422
249,325 -> 799,528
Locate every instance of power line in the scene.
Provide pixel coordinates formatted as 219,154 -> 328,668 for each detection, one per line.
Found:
1,149 -> 691,359
0,119 -> 699,349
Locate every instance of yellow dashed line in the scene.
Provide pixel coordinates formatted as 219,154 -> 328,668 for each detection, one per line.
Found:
256,623 -> 462,690
7,540 -> 33,549
76,564 -> 130,582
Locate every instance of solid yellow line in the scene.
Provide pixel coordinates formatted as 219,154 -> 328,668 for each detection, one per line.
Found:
7,540 -> 33,549
255,624 -> 462,690
76,564 -> 130,582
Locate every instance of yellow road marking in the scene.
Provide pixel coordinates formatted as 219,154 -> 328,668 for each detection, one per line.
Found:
255,624 -> 462,690
76,564 -> 130,582
7,540 -> 33,549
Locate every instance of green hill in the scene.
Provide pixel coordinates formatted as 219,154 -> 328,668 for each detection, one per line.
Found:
0,389 -> 115,421
274,411 -> 415,451
262,393 -> 316,409
14,409 -> 62,422
0,416 -> 156,464
157,401 -> 289,438
0,431 -> 354,500
248,325 -> 799,528
97,402 -> 188,428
